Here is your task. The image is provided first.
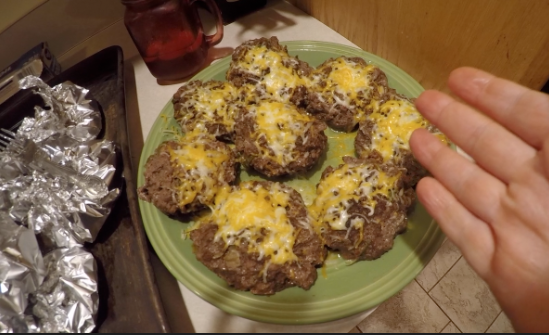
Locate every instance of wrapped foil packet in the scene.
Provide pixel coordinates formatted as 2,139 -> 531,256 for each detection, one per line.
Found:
0,216 -> 45,314
18,76 -> 102,142
0,76 -> 120,246
0,239 -> 99,333
31,247 -> 98,333
0,76 -> 117,332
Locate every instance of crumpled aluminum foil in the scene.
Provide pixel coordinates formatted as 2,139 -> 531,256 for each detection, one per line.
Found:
0,215 -> 45,317
0,228 -> 98,333
1,76 -> 119,245
17,76 -> 102,143
0,76 -> 117,332
31,247 -> 98,333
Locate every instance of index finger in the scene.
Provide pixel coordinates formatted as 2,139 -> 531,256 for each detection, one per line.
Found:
448,67 -> 549,149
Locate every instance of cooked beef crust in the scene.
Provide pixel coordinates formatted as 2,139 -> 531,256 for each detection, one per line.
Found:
226,36 -> 313,107
138,140 -> 239,215
234,106 -> 328,177
190,181 -> 326,295
319,157 -> 415,261
137,142 -> 180,215
306,57 -> 393,132
355,119 -> 427,188
172,80 -> 243,142
354,95 -> 444,189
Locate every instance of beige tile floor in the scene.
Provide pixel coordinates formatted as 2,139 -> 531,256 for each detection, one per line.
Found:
348,239 -> 516,333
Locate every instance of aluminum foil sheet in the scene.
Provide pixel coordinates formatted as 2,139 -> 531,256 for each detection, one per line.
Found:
0,76 -> 117,332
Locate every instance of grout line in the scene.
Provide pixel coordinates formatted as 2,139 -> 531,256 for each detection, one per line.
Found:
484,311 -> 501,333
439,321 -> 451,333
415,278 -> 428,294
427,255 -> 463,294
426,257 -> 465,333
429,292 -> 457,332
350,325 -> 363,333
416,256 -> 464,333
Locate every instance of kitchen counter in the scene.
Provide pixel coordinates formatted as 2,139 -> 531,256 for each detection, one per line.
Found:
58,0 -> 376,332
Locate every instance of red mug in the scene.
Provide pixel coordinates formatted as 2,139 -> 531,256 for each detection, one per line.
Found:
122,0 -> 224,81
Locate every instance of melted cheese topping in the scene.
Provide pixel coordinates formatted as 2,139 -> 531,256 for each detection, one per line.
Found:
166,135 -> 231,207
368,100 -> 449,162
251,101 -> 315,165
209,182 -> 300,265
175,81 -> 239,135
231,45 -> 309,104
313,57 -> 380,122
309,163 -> 400,232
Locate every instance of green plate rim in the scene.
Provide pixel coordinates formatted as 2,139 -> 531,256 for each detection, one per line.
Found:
137,40 -> 445,325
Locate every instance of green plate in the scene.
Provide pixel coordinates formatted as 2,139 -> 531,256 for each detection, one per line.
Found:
138,41 -> 444,325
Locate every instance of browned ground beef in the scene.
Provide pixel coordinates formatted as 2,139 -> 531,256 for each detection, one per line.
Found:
137,143 -> 180,215
355,119 -> 428,188
306,57 -> 397,132
234,104 -> 328,177
318,157 -> 416,261
138,140 -> 239,215
354,94 -> 446,189
190,181 -> 326,295
172,80 -> 243,142
226,36 -> 313,107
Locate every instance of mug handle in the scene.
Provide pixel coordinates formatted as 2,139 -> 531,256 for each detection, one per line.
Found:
193,0 -> 224,47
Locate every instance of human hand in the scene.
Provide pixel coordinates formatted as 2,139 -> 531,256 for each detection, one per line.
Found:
410,67 -> 549,333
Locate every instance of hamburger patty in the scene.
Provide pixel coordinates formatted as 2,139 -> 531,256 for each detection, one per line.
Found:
310,157 -> 415,260
138,135 -> 239,215
234,100 -> 327,177
355,99 -> 449,187
173,80 -> 243,142
190,181 -> 326,295
307,57 -> 395,132
226,36 -> 313,107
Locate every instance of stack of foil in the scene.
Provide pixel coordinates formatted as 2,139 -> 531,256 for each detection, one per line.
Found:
0,76 -> 120,333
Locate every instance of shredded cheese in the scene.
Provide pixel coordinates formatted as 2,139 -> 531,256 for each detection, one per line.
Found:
174,81 -> 240,136
250,101 -> 316,166
208,182 -> 303,265
166,133 -> 232,208
309,163 -> 400,232
311,57 -> 381,122
229,45 -> 309,104
368,100 -> 449,162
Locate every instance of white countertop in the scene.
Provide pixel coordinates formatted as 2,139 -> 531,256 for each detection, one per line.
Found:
60,0 -> 377,332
